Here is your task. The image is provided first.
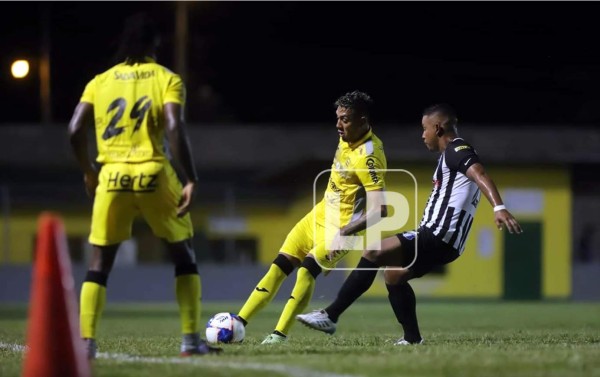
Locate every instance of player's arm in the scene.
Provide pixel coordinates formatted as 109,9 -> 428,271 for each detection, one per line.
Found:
328,155 -> 387,260
164,102 -> 198,217
466,163 -> 522,234
327,188 -> 386,261
340,189 -> 387,236
68,102 -> 97,198
341,153 -> 387,235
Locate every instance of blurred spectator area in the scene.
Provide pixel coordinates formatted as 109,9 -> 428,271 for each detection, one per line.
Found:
0,123 -> 599,300
1,123 -> 600,258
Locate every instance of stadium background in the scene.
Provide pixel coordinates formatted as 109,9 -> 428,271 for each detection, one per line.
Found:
1,2 -> 599,304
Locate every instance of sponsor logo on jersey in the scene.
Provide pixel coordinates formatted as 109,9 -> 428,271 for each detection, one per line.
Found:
329,178 -> 342,193
106,171 -> 158,192
454,145 -> 471,152
114,70 -> 156,80
366,157 -> 379,183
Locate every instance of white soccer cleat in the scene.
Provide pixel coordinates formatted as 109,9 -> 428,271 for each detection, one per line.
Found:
261,333 -> 287,345
394,337 -> 424,346
296,309 -> 337,335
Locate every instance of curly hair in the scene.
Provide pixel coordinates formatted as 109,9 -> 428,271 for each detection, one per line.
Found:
334,90 -> 374,118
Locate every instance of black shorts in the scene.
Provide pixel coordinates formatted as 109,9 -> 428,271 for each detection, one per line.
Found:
396,227 -> 460,278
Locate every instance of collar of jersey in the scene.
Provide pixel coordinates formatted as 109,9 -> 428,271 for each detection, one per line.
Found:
345,128 -> 373,150
120,57 -> 156,65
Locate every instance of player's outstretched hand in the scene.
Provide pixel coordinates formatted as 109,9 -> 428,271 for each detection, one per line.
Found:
177,181 -> 196,217
495,209 -> 523,234
83,171 -> 98,198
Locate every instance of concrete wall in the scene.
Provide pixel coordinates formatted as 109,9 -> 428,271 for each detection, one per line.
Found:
2,263 -> 597,303
2,125 -> 600,172
572,263 -> 600,300
0,264 -> 346,303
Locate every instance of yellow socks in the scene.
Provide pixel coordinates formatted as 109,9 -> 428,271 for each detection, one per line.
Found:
80,269 -> 201,339
175,273 -> 201,334
238,263 -> 288,323
274,267 -> 315,336
80,271 -> 108,339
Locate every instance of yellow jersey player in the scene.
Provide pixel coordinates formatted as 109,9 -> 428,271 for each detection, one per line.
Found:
297,104 -> 522,345
68,13 -> 221,358
237,91 -> 388,344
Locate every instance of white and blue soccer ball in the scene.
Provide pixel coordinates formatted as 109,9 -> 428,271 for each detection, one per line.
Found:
205,312 -> 245,343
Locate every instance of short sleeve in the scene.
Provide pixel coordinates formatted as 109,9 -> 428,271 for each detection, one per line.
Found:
444,141 -> 481,174
356,155 -> 386,191
80,77 -> 96,104
164,74 -> 186,105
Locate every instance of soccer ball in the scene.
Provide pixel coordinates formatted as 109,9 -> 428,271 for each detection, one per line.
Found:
205,312 -> 245,343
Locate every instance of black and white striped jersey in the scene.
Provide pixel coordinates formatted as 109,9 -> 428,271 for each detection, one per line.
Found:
419,138 -> 481,254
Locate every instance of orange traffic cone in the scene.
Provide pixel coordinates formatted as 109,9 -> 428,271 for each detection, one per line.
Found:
22,212 -> 91,377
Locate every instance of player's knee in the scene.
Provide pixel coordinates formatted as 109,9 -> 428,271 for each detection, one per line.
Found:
175,262 -> 198,277
383,269 -> 410,285
273,254 -> 296,275
363,248 -> 383,263
167,239 -> 197,266
301,256 -> 322,279
85,270 -> 109,287
89,244 -> 119,273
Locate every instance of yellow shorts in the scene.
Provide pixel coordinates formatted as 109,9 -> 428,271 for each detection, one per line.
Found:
280,209 -> 364,270
89,161 -> 193,246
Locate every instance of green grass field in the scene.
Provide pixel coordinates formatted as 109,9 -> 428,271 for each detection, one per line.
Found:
1,301 -> 599,377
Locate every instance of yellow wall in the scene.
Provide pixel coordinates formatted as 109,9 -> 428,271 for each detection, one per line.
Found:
0,164 -> 571,299
365,165 -> 572,299
220,164 -> 571,299
2,211 -> 93,263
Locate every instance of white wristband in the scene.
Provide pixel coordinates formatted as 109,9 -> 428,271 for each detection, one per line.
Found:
494,205 -> 506,212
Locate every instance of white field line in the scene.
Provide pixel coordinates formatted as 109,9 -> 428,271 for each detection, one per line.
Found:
0,342 -> 27,352
0,342 -> 362,377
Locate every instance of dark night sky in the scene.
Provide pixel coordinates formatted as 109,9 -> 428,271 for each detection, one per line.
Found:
2,2 -> 600,126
